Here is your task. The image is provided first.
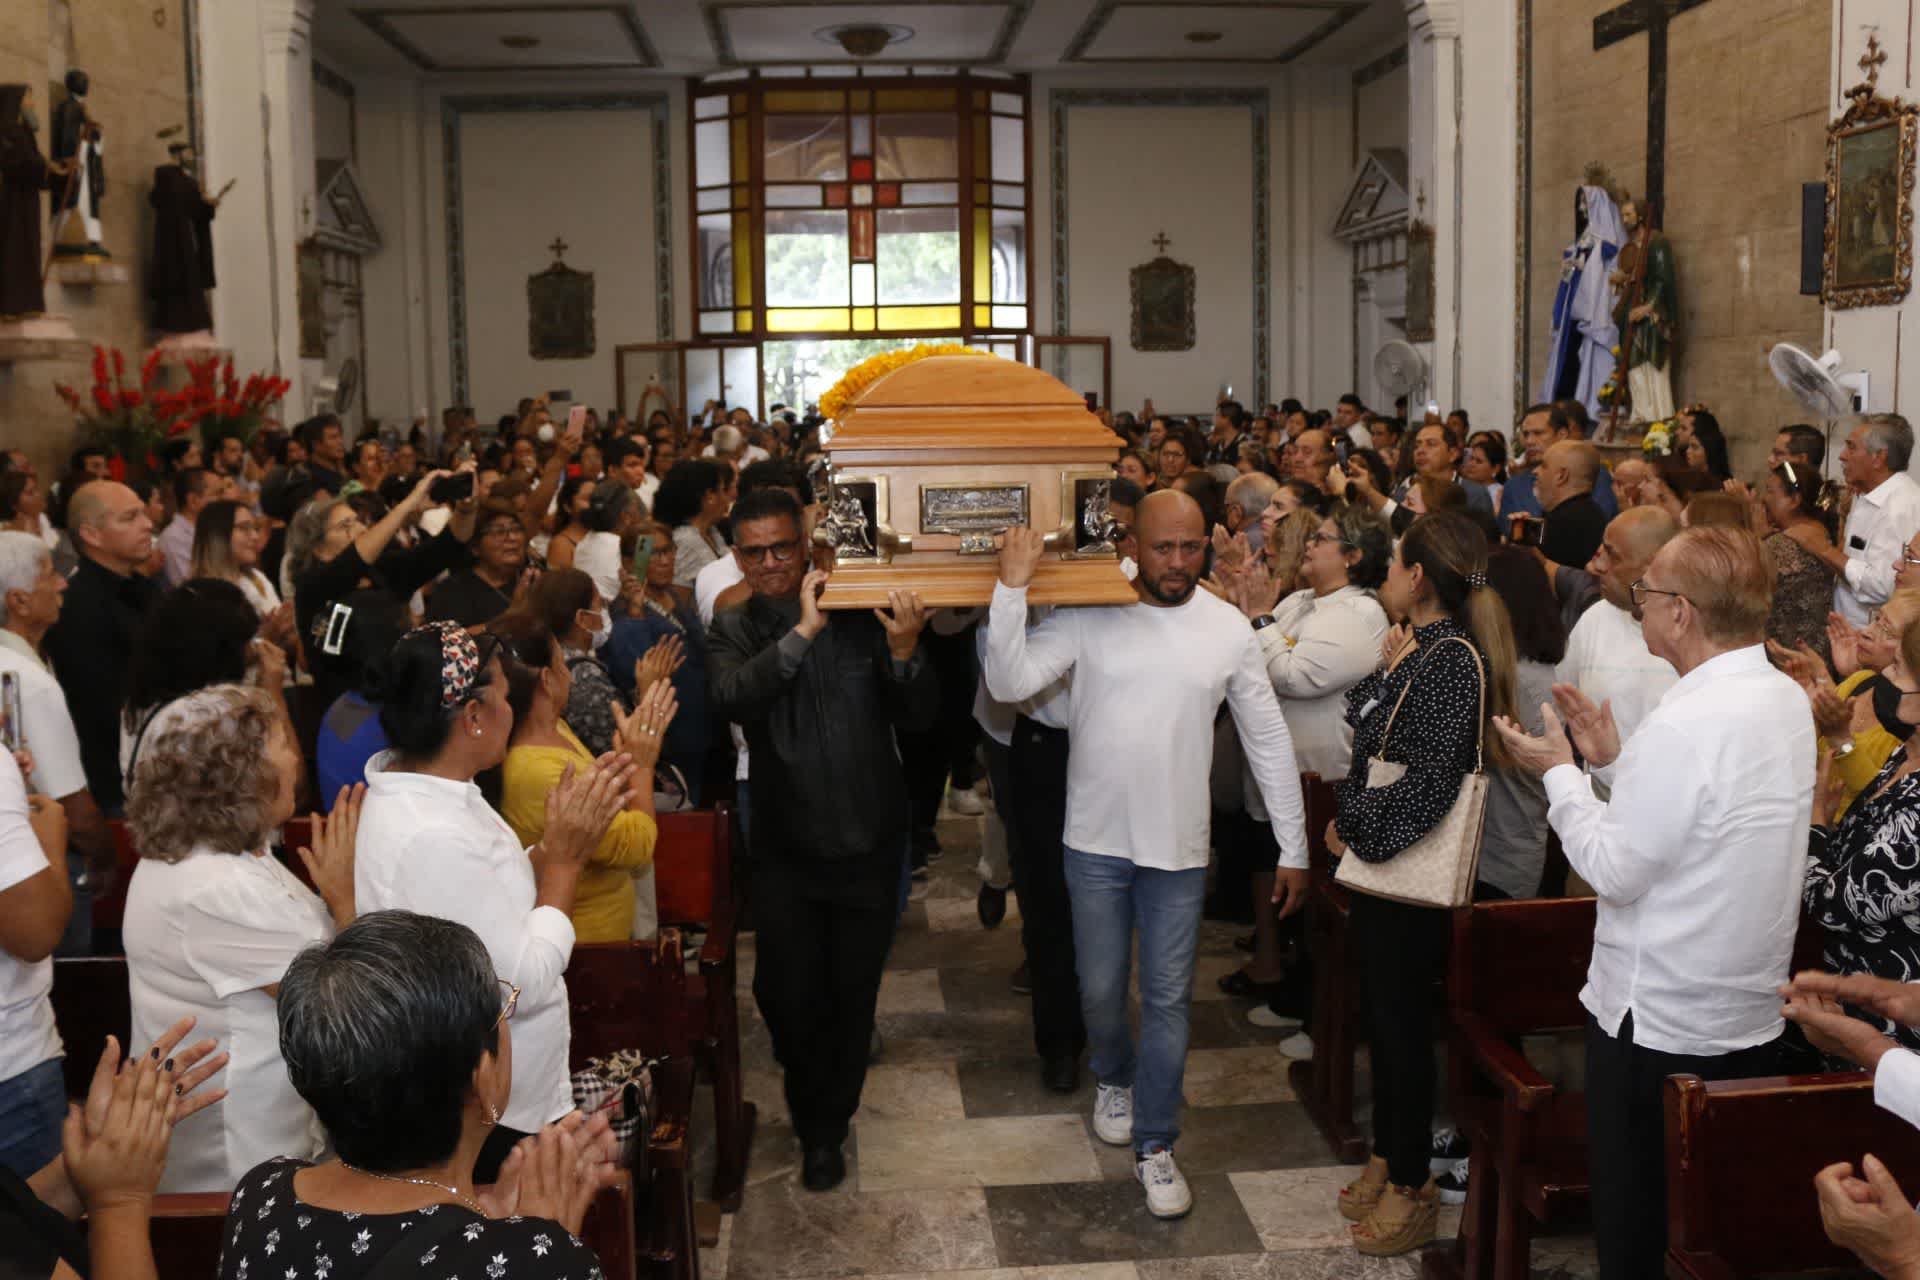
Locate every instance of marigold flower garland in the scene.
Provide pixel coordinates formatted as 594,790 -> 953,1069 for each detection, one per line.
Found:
818,343 -> 989,423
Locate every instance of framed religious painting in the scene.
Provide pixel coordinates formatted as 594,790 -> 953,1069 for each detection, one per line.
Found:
1824,77 -> 1919,309
1130,254 -> 1195,352
1405,220 -> 1436,342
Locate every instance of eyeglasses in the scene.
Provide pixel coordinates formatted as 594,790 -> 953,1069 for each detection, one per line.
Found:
1306,530 -> 1353,548
1902,545 -> 1920,567
494,979 -> 520,1030
736,539 -> 800,565
1628,578 -> 1690,609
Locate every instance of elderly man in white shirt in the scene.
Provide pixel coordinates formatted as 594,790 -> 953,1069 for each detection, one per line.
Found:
1496,526 -> 1814,1280
987,491 -> 1308,1220
1789,414 -> 1920,627
1552,508 -> 1680,799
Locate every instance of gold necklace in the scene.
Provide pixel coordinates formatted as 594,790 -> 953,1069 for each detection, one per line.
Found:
337,1160 -> 484,1216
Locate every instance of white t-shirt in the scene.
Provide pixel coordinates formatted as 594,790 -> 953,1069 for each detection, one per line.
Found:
1554,600 -> 1678,793
0,749 -> 60,1085
124,846 -> 333,1191
693,556 -> 752,780
235,569 -> 282,620
355,754 -> 576,1134
0,634 -> 88,800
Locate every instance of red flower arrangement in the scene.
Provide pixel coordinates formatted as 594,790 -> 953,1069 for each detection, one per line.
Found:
54,347 -> 290,468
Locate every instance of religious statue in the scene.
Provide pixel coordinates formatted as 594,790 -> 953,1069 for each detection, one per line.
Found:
149,135 -> 221,335
48,69 -> 106,261
0,85 -> 73,318
1541,176 -> 1625,421
821,483 -> 875,558
1080,481 -> 1117,554
1606,195 -> 1678,427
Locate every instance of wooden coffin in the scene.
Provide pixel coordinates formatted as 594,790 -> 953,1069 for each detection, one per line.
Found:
816,354 -> 1135,608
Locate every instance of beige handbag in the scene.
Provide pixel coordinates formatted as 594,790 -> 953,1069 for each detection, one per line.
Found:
1334,635 -> 1489,908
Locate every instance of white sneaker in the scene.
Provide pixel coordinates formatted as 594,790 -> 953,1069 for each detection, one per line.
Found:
1135,1147 -> 1193,1219
946,787 -> 987,816
1278,1031 -> 1314,1060
1246,1005 -> 1301,1029
1092,1083 -> 1133,1146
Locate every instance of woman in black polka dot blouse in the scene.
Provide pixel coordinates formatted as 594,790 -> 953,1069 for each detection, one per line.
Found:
1329,510 -> 1519,1258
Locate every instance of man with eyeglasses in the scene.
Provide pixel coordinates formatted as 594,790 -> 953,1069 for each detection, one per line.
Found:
986,489 -> 1308,1221
1790,414 -> 1920,627
1495,526 -> 1813,1279
708,486 -> 935,1194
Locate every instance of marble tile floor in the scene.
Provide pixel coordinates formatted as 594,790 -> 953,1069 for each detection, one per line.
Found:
694,808 -> 1600,1280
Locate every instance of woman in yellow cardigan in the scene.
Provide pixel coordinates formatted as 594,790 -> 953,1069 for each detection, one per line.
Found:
1777,590 -> 1920,817
493,611 -> 680,942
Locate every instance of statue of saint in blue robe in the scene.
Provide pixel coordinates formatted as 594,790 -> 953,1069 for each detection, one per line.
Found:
1542,184 -> 1624,422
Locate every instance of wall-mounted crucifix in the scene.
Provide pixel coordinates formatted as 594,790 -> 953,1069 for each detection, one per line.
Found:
1592,0 -> 1718,225
548,236 -> 569,261
1151,231 -> 1171,254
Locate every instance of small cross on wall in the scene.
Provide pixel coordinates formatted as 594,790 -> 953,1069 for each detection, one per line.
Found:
1151,230 -> 1172,255
548,236 -> 569,262
1861,30 -> 1889,91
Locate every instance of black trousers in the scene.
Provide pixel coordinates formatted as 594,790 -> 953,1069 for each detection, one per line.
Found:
1005,716 -> 1085,1061
899,625 -> 982,832
751,850 -> 901,1148
1351,891 -> 1450,1188
1584,1010 -> 1786,1280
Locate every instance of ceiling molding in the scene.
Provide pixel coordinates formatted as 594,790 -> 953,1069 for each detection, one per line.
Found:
1063,0 -> 1368,64
352,4 -> 660,73
702,0 -> 1034,68
1352,41 -> 1406,87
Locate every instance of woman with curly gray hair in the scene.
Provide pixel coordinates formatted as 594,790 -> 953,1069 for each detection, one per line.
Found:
122,683 -> 362,1193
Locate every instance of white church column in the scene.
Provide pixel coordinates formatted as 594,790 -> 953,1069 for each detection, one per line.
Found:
1406,0 -> 1518,425
194,0 -> 312,409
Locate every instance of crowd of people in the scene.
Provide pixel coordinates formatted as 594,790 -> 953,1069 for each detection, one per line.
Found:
3,383 -> 1920,1279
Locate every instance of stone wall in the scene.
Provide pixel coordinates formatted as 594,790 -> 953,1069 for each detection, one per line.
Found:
0,0 -> 192,476
1525,0 -> 1827,475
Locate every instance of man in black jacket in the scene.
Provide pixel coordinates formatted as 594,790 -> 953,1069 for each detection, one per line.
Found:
708,487 -> 935,1192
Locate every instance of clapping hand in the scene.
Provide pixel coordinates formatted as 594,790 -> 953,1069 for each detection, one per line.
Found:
1830,613 -> 1864,677
1380,622 -> 1413,670
633,634 -> 686,700
297,785 -> 363,927
65,1020 -> 229,1215
1492,703 -> 1578,776
537,757 -> 637,872
611,679 -> 678,772
1231,560 -> 1283,621
1780,986 -> 1894,1068
490,1109 -> 621,1234
1813,1156 -> 1920,1278
1211,525 -> 1250,575
1785,970 -> 1920,1031
1550,683 -> 1621,769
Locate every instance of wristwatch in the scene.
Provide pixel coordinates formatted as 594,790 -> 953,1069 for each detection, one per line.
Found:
1251,614 -> 1278,632
1831,740 -> 1856,760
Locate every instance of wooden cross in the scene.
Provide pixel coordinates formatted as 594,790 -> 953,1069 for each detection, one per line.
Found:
1592,0 -> 1717,225
1860,31 -> 1889,92
548,236 -> 568,261
1151,230 -> 1171,254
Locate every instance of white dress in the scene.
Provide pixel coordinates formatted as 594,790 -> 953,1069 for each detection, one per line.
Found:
123,847 -> 334,1192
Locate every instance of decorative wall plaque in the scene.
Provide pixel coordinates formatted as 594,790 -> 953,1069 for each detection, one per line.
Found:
528,236 -> 596,359
1129,231 -> 1196,352
1405,220 -> 1436,342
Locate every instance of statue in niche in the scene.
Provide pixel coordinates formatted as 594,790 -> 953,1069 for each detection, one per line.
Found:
0,84 -> 73,317
1541,173 -> 1625,422
49,69 -> 107,261
1605,195 -> 1678,428
149,133 -> 222,334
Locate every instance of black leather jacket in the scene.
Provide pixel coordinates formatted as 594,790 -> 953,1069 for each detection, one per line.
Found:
709,592 -> 937,862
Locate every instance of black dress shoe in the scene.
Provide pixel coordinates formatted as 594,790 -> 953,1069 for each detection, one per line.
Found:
801,1143 -> 846,1192
977,882 -> 1008,928
1042,1054 -> 1080,1094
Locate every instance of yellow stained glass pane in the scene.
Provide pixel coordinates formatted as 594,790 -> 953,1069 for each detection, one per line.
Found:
853,309 -> 877,332
974,116 -> 989,172
734,184 -> 748,208
732,213 -> 753,307
877,304 -> 961,330
974,209 -> 991,299
736,310 -> 752,329
974,305 -> 991,327
974,182 -> 988,204
731,118 -> 748,182
876,89 -> 956,111
768,307 -> 851,332
730,93 -> 746,113
851,89 -> 871,109
766,89 -> 846,113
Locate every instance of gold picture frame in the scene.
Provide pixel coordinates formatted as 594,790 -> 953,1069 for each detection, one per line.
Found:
1825,75 -> 1919,309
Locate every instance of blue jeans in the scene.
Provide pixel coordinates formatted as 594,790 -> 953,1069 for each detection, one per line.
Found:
1063,847 -> 1206,1154
0,1057 -> 66,1177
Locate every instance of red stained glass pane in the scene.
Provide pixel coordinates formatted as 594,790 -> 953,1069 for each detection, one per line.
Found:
851,208 -> 875,261
876,184 -> 902,207
851,156 -> 874,181
824,184 -> 848,207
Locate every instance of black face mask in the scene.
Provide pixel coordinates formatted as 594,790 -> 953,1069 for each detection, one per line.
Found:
1870,674 -> 1919,739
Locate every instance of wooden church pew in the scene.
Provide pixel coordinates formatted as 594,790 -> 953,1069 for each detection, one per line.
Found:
1663,1069 -> 1920,1279
1286,774 -> 1370,1162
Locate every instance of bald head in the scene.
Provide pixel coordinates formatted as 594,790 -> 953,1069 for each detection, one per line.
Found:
68,480 -> 153,575
1590,505 -> 1680,612
1134,490 -> 1205,606
1540,441 -> 1599,509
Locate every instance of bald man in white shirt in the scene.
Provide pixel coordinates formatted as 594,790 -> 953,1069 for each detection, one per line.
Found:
1497,526 -> 1813,1279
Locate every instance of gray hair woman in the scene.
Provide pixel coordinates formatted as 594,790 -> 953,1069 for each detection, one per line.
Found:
217,911 -> 613,1280
121,683 -> 361,1192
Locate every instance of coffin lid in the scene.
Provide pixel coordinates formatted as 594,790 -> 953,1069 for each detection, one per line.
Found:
833,354 -> 1123,452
